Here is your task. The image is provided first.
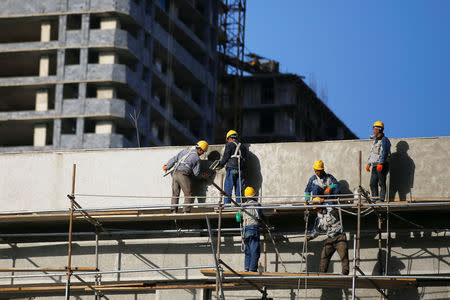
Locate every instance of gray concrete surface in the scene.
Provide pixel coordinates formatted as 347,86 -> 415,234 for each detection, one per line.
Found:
0,137 -> 448,212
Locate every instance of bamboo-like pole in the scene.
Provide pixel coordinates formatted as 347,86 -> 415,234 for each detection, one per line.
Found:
65,164 -> 76,300
357,151 -> 362,266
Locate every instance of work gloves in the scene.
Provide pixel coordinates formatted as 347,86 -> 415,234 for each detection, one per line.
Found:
324,187 -> 331,195
365,164 -> 371,172
162,165 -> 168,171
376,164 -> 383,172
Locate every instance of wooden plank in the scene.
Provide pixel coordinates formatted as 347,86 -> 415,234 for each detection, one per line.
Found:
0,267 -> 97,272
200,270 -> 418,290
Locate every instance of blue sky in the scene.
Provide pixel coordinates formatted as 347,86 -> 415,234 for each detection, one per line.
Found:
245,0 -> 450,139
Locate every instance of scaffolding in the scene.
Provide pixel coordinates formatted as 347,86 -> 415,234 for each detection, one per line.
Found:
216,0 -> 246,142
0,157 -> 449,299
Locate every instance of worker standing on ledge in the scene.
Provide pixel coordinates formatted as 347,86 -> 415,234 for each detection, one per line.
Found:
163,141 -> 208,213
306,198 -> 349,275
305,160 -> 339,201
216,130 -> 247,204
241,186 -> 265,272
366,121 -> 391,201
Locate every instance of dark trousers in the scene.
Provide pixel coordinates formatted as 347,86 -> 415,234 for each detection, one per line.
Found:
320,233 -> 349,275
171,171 -> 193,212
244,226 -> 260,272
370,163 -> 389,201
224,168 -> 245,204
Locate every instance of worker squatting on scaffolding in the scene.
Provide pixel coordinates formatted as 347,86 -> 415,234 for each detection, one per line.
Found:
239,186 -> 265,272
305,160 -> 349,275
305,160 -> 339,200
163,141 -> 209,213
366,121 -> 391,201
216,130 -> 247,204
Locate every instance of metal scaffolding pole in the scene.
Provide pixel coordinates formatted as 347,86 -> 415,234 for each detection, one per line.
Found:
205,215 -> 225,300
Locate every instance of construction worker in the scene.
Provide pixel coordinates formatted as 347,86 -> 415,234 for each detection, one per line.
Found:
305,160 -> 339,201
306,198 -> 349,275
216,130 -> 247,204
242,186 -> 265,272
163,141 -> 208,213
366,121 -> 391,201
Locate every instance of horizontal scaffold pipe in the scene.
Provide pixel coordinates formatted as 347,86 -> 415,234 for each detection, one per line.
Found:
0,265 -> 216,280
205,274 -> 450,280
0,199 -> 449,216
0,228 -> 241,238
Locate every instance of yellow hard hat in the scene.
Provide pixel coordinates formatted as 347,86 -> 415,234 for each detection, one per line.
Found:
313,160 -> 324,171
226,130 -> 238,139
244,186 -> 256,198
373,121 -> 384,129
196,140 -> 208,152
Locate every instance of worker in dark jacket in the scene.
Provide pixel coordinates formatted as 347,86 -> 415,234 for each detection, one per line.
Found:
305,160 -> 339,201
163,141 -> 208,213
366,121 -> 391,201
216,130 -> 247,203
241,186 -> 265,272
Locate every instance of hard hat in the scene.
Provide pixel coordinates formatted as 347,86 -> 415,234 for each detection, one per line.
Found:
313,160 -> 324,171
196,140 -> 208,152
226,130 -> 238,139
244,186 -> 256,198
373,121 -> 384,129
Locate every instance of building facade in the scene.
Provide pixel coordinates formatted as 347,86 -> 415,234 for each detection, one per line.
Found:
242,73 -> 357,143
0,0 -> 218,152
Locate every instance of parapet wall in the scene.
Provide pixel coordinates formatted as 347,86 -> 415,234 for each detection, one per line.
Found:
0,137 -> 449,212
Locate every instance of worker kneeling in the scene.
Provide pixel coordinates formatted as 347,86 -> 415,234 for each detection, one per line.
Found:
241,186 -> 265,272
162,141 -> 208,213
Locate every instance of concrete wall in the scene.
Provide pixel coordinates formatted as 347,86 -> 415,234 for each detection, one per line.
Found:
0,137 -> 449,212
0,137 -> 449,299
0,232 -> 448,299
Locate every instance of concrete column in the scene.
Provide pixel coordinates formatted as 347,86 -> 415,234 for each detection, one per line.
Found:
167,68 -> 174,83
96,87 -> 116,99
35,89 -> 48,111
40,22 -> 51,42
39,55 -> 50,77
99,52 -> 118,64
155,58 -> 162,72
95,121 -> 115,134
33,124 -> 47,146
35,54 -> 50,144
100,17 -> 120,30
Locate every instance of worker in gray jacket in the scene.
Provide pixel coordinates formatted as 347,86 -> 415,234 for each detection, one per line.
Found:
366,121 -> 391,201
307,199 -> 349,275
163,141 -> 208,213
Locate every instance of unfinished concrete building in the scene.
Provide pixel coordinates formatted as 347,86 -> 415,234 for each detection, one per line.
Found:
0,0 -> 218,152
241,73 -> 357,143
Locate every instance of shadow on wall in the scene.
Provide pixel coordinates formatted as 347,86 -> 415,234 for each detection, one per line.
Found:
371,249 -> 420,300
338,180 -> 352,196
245,145 -> 263,194
191,150 -> 221,203
389,141 -> 415,201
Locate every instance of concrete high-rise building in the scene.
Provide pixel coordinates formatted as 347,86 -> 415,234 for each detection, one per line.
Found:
241,73 -> 357,143
0,0 -> 218,152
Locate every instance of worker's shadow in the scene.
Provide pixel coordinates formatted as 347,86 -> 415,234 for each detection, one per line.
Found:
245,145 -> 263,193
388,141 -> 415,201
191,150 -> 221,204
372,249 -> 420,299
